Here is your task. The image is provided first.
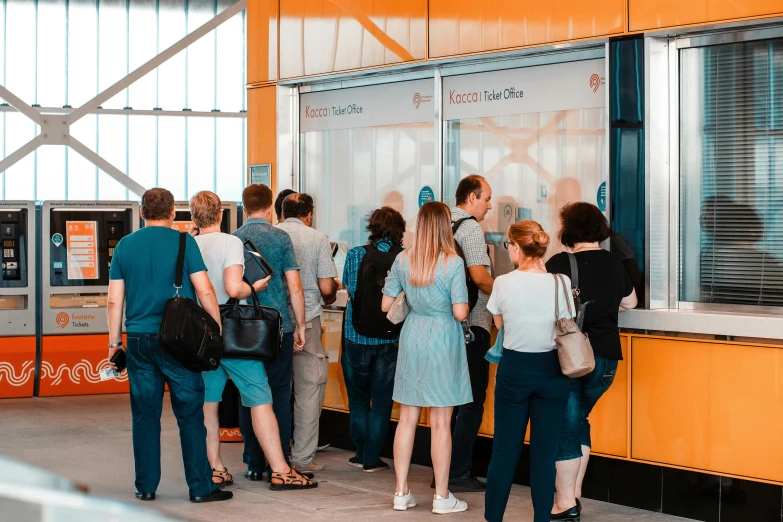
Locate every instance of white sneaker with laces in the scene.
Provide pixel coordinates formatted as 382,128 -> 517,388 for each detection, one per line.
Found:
393,490 -> 417,511
432,492 -> 468,514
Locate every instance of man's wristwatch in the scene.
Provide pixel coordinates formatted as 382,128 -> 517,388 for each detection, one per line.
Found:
108,341 -> 124,349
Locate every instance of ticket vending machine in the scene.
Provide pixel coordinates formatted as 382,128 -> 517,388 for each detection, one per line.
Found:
0,202 -> 37,398
165,201 -> 238,233
38,201 -> 139,396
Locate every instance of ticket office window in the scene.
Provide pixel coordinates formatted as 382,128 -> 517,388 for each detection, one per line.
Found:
679,37 -> 783,310
443,67 -> 608,277
302,123 -> 436,275
49,209 -> 133,287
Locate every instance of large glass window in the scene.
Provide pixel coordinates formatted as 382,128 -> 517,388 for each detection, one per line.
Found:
443,60 -> 608,277
680,39 -> 783,308
0,0 -> 247,202
300,79 -> 437,276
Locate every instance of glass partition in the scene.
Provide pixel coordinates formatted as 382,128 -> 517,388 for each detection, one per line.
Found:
300,79 -> 437,276
443,59 -> 608,276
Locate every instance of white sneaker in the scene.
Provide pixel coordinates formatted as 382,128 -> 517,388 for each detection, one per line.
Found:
432,492 -> 468,514
393,490 -> 417,511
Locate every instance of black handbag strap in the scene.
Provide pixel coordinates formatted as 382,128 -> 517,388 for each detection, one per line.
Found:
225,277 -> 261,308
566,252 -> 593,331
567,252 -> 579,290
174,232 -> 186,296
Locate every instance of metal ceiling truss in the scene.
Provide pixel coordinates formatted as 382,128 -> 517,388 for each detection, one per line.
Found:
0,0 -> 247,199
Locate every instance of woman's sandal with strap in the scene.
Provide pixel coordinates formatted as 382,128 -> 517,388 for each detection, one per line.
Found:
269,468 -> 318,491
212,468 -> 233,487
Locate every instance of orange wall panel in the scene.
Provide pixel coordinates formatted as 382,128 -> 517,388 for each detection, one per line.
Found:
631,336 -> 783,482
247,86 -> 277,189
247,0 -> 278,84
0,337 -> 37,399
629,0 -> 783,31
429,0 -> 625,58
39,335 -> 129,397
589,335 -> 628,457
279,0 -> 426,78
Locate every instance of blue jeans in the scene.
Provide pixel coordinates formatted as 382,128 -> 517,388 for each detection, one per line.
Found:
341,339 -> 398,466
485,349 -> 570,522
556,354 -> 619,461
449,326 -> 491,481
125,333 -> 214,497
239,332 -> 294,472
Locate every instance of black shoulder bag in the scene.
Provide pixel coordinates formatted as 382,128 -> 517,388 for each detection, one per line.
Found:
220,279 -> 282,361
566,252 -> 594,331
158,232 -> 224,372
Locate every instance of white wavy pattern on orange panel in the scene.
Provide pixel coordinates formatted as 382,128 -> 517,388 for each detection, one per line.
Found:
40,359 -> 129,385
0,361 -> 35,387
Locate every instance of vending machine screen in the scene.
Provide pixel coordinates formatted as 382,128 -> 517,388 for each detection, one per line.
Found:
50,208 -> 133,287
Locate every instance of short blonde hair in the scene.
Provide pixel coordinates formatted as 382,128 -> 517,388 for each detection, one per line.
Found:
189,191 -> 222,228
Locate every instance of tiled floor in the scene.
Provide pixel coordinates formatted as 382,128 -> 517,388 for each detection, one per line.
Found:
0,394 -> 696,521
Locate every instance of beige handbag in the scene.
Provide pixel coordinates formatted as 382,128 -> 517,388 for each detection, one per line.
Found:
386,291 -> 410,325
553,274 -> 595,378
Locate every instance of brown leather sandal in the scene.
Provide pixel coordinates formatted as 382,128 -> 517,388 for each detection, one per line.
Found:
269,467 -> 318,491
212,468 -> 233,487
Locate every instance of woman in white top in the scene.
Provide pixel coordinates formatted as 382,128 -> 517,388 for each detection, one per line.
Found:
483,220 -> 572,522
190,191 -> 316,491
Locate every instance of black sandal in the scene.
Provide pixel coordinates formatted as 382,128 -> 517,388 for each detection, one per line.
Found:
212,468 -> 233,487
269,467 -> 318,491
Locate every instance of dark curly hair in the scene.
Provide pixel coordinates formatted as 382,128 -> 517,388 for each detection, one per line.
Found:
366,207 -> 406,246
559,202 -> 611,247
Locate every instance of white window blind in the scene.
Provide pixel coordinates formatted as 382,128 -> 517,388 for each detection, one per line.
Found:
680,38 -> 783,308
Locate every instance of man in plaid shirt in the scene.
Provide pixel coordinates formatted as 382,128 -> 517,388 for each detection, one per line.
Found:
341,207 -> 407,473
448,174 -> 495,492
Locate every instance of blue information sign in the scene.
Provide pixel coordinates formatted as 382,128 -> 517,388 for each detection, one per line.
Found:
418,186 -> 435,208
596,181 -> 607,212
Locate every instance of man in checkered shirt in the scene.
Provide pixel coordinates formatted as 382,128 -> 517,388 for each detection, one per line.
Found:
448,174 -> 495,492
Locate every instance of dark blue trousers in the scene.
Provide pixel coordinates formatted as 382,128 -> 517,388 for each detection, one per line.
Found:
239,332 -> 294,472
126,333 -> 214,497
341,339 -> 398,466
485,349 -> 570,522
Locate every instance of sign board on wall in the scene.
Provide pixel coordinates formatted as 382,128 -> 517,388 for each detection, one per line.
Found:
442,59 -> 606,121
300,79 -> 435,133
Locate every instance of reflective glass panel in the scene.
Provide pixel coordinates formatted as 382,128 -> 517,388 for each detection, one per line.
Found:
98,0 -> 128,109
186,117 -> 215,196
302,123 -> 436,276
680,39 -> 783,307
444,109 -> 607,276
37,0 -> 67,107
158,116 -> 186,199
97,115 -> 129,199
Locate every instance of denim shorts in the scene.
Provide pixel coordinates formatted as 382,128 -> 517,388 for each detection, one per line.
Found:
556,354 -> 618,461
203,358 -> 273,408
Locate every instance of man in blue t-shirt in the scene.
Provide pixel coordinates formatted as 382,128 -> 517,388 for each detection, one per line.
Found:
233,183 -> 307,481
107,188 -> 231,504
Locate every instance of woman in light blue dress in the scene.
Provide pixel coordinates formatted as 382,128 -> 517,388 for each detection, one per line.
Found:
381,202 -> 472,515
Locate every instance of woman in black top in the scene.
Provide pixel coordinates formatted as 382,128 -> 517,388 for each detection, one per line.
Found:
546,203 -> 637,521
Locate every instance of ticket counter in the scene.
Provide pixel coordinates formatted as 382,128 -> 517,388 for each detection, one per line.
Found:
0,202 -> 37,399
38,201 -> 139,396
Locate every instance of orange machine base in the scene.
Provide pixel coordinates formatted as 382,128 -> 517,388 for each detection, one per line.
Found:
0,337 -> 37,399
39,335 -> 130,396
219,427 -> 243,442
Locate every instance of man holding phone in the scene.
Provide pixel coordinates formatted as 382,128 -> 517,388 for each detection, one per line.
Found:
233,184 -> 307,481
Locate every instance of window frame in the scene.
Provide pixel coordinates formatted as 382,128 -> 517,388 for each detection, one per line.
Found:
646,25 -> 783,315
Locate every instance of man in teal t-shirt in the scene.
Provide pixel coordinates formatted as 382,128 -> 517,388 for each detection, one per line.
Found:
106,188 -> 231,504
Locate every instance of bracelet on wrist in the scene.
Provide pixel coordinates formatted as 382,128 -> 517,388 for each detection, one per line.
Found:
108,341 -> 124,349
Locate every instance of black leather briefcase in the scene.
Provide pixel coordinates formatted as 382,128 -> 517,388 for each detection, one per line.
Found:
220,283 -> 282,361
